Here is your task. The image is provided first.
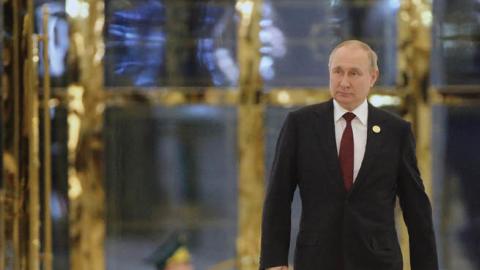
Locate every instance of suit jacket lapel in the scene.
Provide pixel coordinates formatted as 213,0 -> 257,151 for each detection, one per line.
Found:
312,100 -> 346,193
348,103 -> 387,196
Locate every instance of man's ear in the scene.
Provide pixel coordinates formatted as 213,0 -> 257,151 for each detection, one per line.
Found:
370,69 -> 379,87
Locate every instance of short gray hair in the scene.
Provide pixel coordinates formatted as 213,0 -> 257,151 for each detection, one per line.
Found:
328,40 -> 379,71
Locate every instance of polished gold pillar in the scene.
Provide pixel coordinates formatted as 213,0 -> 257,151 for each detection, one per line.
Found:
66,0 -> 106,269
236,0 -> 264,269
41,6 -> 53,270
2,1 -> 55,269
10,0 -> 23,269
397,1 -> 433,270
25,0 -> 42,266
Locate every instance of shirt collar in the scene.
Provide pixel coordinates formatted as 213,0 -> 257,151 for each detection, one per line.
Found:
333,99 -> 368,126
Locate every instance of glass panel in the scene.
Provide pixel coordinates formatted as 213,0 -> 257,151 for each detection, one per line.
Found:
35,1 -> 70,87
431,0 -> 480,86
432,104 -> 480,270
104,105 -> 237,269
50,107 -> 70,270
104,0 -> 238,88
262,0 -> 399,88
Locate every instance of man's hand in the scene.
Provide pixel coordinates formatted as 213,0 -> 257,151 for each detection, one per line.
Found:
266,266 -> 288,270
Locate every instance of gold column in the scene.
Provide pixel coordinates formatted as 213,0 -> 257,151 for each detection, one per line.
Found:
12,0 -> 22,269
236,1 -> 264,269
25,13 -> 42,270
41,6 -> 53,270
66,0 -> 106,269
397,1 -> 433,270
25,30 -> 40,270
4,1 -> 51,269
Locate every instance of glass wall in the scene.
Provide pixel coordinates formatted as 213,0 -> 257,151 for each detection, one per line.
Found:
431,0 -> 480,86
104,0 -> 238,88
103,1 -> 239,269
432,105 -> 480,270
431,1 -> 480,269
50,107 -> 70,270
262,0 -> 399,88
35,0 -> 69,87
104,105 -> 238,270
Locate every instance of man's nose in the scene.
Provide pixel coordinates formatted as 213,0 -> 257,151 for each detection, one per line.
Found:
340,74 -> 350,86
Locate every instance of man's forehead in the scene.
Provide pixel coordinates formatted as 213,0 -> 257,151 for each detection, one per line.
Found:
330,59 -> 368,70
330,47 -> 370,69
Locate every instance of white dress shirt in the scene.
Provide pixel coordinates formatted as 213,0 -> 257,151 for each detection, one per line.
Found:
333,99 -> 368,182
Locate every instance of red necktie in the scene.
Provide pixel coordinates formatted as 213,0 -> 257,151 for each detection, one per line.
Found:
339,112 -> 356,192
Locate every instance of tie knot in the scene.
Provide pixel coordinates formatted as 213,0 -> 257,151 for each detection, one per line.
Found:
343,112 -> 356,123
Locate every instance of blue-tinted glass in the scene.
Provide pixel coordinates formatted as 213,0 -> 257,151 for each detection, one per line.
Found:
105,105 -> 237,269
104,1 -> 237,88
105,1 -> 166,87
432,105 -> 480,270
35,1 -> 69,87
50,107 -> 70,270
431,0 -> 480,86
263,0 -> 399,88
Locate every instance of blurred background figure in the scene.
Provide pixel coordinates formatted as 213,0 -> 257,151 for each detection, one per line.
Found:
146,233 -> 194,270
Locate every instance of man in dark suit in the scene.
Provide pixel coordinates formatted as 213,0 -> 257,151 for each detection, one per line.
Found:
259,40 -> 438,270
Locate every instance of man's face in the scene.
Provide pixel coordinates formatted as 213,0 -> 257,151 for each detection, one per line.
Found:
329,45 -> 378,111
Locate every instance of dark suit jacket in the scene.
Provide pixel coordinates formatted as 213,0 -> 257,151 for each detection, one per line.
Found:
260,100 -> 438,270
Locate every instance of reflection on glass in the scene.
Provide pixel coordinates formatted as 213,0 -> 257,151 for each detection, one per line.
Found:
104,1 -> 238,88
35,2 -> 69,87
431,0 -> 480,86
105,1 -> 166,87
432,105 -> 480,270
263,0 -> 398,88
104,105 -> 237,270
259,2 -> 287,81
50,107 -> 70,270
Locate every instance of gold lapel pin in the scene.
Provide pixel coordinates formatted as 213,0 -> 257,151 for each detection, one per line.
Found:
372,125 -> 381,134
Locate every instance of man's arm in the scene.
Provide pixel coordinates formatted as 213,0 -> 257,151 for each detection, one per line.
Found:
397,123 -> 439,270
260,113 -> 298,269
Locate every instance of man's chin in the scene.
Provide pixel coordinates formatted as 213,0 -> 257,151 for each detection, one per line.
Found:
334,97 -> 358,110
